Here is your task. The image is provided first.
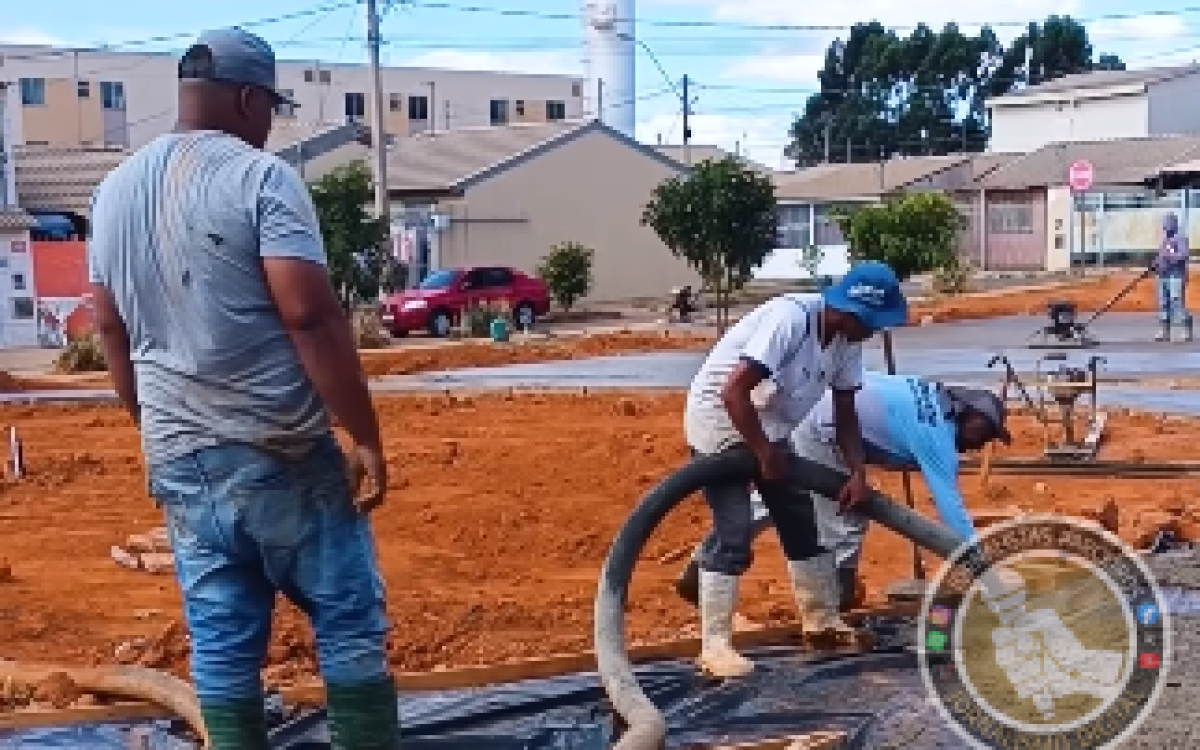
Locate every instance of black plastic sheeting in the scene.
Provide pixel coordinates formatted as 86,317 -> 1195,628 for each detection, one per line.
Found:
2,617 -> 924,749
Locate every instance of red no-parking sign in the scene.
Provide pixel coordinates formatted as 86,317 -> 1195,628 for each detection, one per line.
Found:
1069,160 -> 1094,192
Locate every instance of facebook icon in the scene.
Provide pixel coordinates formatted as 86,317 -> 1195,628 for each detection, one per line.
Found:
1137,604 -> 1160,626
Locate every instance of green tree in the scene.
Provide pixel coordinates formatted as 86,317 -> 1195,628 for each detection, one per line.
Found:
308,160 -> 389,308
642,156 -> 778,331
536,241 -> 595,312
786,16 -> 1124,166
834,192 -> 964,281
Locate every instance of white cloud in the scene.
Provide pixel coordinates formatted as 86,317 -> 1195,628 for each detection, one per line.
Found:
722,53 -> 825,83
637,110 -> 794,169
1089,15 -> 1188,42
401,49 -> 582,76
644,0 -> 1080,31
0,28 -> 68,46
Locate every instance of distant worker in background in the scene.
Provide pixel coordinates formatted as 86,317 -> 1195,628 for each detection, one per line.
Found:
670,285 -> 699,323
86,29 -> 399,749
1155,212 -> 1191,342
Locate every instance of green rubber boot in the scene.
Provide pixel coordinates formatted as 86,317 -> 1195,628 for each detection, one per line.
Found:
200,700 -> 270,750
326,676 -> 402,749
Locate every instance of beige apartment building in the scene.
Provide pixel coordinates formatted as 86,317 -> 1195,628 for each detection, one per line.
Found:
0,44 -> 583,149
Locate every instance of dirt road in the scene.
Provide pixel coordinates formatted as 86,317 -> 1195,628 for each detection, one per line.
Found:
1,393 -> 1197,695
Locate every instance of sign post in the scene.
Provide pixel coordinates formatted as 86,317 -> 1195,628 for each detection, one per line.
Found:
1069,160 -> 1095,266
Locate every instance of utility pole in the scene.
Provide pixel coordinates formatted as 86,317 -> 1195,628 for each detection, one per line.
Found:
426,81 -> 436,131
823,118 -> 832,163
596,79 -> 604,124
682,73 -> 691,165
366,0 -> 391,232
846,138 -> 851,162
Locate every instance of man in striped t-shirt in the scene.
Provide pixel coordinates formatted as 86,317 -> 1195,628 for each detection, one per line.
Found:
87,28 -> 399,749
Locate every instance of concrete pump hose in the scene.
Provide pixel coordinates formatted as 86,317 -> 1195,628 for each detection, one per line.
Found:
594,446 -> 969,750
0,660 -> 208,747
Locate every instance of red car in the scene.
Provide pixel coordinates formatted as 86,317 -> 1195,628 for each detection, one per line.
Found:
381,266 -> 551,338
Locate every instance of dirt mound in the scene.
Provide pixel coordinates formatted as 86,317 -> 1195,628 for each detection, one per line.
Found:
358,330 -> 712,377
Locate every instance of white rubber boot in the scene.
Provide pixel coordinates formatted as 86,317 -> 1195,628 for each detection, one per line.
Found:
697,571 -> 755,678
787,553 -> 858,638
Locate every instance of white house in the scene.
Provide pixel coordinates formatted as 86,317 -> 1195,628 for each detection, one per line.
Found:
987,65 -> 1200,153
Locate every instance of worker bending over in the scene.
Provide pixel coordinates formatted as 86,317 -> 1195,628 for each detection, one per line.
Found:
677,372 -> 1011,676
683,261 -> 908,680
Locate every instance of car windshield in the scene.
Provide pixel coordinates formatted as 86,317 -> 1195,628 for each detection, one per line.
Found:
418,270 -> 457,290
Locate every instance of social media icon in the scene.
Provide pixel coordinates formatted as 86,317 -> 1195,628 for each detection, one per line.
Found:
1139,653 -> 1161,669
1137,604 -> 1160,626
930,606 -> 952,627
926,631 -> 947,651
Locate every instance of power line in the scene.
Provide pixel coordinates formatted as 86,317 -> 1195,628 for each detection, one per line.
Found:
0,1 -> 360,63
406,1 -> 1200,33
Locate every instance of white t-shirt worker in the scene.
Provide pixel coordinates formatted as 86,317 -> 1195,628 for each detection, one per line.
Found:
683,260 -> 908,680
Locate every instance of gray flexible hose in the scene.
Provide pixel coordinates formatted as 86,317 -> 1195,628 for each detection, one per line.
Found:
594,446 -> 969,750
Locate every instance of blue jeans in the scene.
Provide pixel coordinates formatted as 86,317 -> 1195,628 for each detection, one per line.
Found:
1157,275 -> 1192,325
148,434 -> 391,705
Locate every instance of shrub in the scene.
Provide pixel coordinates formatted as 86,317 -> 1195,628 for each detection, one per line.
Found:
54,333 -> 107,373
352,307 -> 392,349
461,299 -> 512,338
536,242 -> 595,312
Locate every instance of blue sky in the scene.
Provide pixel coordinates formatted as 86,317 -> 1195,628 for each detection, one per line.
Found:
5,0 -> 1200,167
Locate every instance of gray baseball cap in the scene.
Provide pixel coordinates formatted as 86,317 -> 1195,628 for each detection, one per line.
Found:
945,386 -> 1012,444
178,28 -> 296,106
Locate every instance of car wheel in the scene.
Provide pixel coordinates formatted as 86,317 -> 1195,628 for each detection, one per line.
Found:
390,328 -> 408,338
429,309 -> 453,338
514,302 -> 536,331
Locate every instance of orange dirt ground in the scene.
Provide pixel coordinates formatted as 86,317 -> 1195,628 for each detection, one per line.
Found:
1,393 -> 1198,699
912,267 -> 1200,324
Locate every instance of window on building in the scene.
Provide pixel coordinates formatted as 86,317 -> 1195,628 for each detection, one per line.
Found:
408,95 -> 429,121
318,70 -> 331,84
776,204 -> 811,248
304,70 -> 315,83
515,100 -> 525,117
987,201 -> 1034,234
571,82 -> 582,97
813,203 -> 848,246
12,298 -> 34,320
12,274 -> 25,291
20,78 -> 45,106
545,100 -> 566,121
275,89 -> 296,117
100,82 -> 125,111
389,93 -> 403,112
77,80 -> 90,99
344,92 -> 366,122
490,99 -> 509,125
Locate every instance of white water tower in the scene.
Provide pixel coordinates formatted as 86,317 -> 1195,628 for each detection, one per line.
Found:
582,0 -> 636,138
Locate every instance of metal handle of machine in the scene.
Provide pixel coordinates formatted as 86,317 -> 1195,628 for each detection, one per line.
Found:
987,354 -> 1037,411
594,448 -> 969,749
1079,265 -> 1155,330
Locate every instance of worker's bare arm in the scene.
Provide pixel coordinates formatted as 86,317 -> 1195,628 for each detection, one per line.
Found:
262,257 -> 382,453
88,283 -> 139,425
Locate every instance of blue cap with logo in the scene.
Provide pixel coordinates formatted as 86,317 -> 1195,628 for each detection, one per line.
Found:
822,260 -> 908,331
178,27 -> 296,106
